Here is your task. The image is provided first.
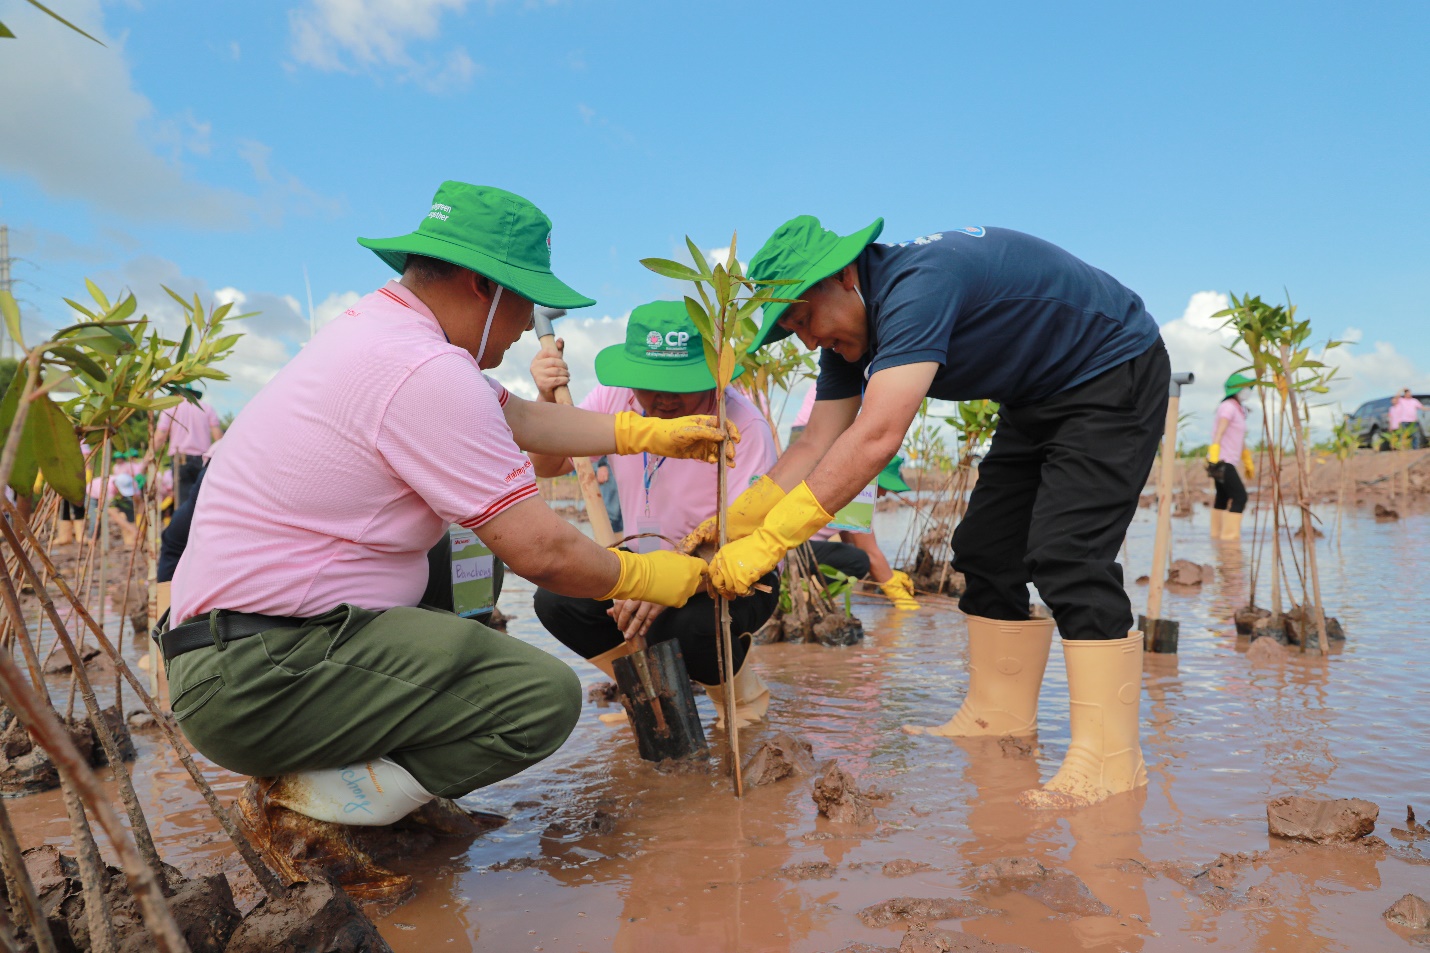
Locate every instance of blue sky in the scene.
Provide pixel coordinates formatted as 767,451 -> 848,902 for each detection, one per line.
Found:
2,0 -> 1427,436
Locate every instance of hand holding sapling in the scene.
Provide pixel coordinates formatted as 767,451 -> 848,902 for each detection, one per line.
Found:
613,411 -> 739,465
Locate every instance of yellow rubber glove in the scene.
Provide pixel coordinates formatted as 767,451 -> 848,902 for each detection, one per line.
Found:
679,475 -> 786,553
1242,449 -> 1255,480
600,548 -> 708,608
878,570 -> 921,611
613,412 -> 739,466
709,482 -> 833,598
1207,443 -> 1221,465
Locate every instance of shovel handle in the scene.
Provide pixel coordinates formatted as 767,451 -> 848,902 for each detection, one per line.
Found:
535,326 -> 617,548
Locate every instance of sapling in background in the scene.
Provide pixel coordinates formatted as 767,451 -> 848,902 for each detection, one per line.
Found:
642,234 -> 796,797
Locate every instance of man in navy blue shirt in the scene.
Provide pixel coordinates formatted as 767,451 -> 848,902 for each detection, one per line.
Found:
696,215 -> 1170,810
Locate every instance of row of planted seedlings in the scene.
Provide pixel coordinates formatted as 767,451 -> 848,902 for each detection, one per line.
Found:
893,398 -> 1000,600
1216,294 -> 1345,653
0,285 -> 372,952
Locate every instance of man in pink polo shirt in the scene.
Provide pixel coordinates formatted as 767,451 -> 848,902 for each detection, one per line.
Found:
165,183 -> 732,901
154,386 -> 223,506
528,301 -> 780,730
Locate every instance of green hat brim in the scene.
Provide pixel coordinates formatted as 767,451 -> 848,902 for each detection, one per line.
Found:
357,233 -> 595,310
749,218 -> 884,352
595,344 -> 745,393
876,469 -> 911,493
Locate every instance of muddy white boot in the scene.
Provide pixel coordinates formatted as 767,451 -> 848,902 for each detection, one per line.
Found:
701,654 -> 771,730
878,570 -> 921,611
268,757 -> 437,826
903,615 -> 1054,738
55,519 -> 74,547
1209,508 -> 1225,539
589,643 -> 637,725
1021,633 -> 1147,809
1219,511 -> 1244,541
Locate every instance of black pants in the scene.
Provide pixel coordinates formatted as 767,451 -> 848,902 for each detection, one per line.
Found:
796,541 -> 871,581
174,455 -> 205,509
953,339 -> 1170,640
533,573 -> 778,685
1209,462 -> 1247,513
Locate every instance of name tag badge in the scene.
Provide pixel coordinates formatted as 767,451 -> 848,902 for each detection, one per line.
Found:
829,480 -> 877,533
635,518 -> 663,554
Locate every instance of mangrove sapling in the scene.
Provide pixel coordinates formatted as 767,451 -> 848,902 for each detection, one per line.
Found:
643,234 -> 798,797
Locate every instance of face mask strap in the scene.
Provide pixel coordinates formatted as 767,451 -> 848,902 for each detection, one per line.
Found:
474,285 -> 503,366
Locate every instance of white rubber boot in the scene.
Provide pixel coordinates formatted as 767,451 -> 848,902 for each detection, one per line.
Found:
268,757 -> 437,826
903,615 -> 1055,738
700,648 -> 770,730
589,643 -> 638,726
1209,508 -> 1225,539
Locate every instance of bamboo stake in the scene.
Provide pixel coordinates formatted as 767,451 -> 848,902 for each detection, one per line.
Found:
0,648 -> 190,953
714,382 -> 741,797
0,523 -> 165,880
0,499 -> 287,899
1146,394 -> 1180,621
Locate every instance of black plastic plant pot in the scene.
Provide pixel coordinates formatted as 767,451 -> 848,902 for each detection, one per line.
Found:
611,640 -> 709,763
1138,615 -> 1179,654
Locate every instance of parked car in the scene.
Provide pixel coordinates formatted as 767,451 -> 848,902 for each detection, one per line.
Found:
1345,394 -> 1430,449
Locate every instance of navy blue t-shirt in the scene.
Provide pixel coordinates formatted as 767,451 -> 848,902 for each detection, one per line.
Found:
816,227 -> 1160,407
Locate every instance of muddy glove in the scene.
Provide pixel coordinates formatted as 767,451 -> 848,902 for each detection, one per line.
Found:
1242,449 -> 1255,480
709,483 -> 832,598
613,412 -> 739,466
680,475 -> 786,553
601,549 -> 708,608
1207,444 -> 1221,465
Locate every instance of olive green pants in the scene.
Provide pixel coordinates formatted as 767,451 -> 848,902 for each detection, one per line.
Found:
167,605 -> 581,799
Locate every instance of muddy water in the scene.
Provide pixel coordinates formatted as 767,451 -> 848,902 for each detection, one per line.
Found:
9,504 -> 1430,951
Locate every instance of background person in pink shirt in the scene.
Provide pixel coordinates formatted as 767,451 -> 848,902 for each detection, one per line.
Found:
1206,373 -> 1255,540
528,301 -> 780,731
154,386 -> 223,507
164,184 -> 730,901
1389,388 -> 1427,448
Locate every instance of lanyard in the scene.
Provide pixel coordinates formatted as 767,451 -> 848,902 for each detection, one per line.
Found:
641,452 -> 667,517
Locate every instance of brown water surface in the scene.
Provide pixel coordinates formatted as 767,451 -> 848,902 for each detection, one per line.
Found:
10,504 -> 1430,951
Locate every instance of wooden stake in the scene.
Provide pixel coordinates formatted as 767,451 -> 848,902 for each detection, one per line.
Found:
714,383 -> 742,797
1146,393 -> 1180,621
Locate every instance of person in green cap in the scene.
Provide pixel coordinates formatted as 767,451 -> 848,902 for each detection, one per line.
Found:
164,183 -> 735,900
695,217 -> 1170,810
1206,372 -> 1256,540
527,300 -> 782,731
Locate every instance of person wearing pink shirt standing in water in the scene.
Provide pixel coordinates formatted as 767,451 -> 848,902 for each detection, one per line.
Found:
164,183 -> 732,902
1388,388 -> 1427,449
154,386 -> 223,508
1207,373 -> 1256,540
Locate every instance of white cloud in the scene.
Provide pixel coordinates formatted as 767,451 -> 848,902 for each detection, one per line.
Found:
486,312 -> 628,401
0,1 -> 249,226
288,0 -> 485,91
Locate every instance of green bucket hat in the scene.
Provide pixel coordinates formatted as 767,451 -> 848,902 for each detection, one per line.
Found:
746,214 -> 884,352
1224,372 -> 1255,399
877,455 -> 911,493
595,301 -> 745,394
358,181 -> 594,310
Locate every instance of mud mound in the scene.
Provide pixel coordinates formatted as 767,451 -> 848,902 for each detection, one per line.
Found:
968,856 -> 1111,917
1247,637 -> 1287,664
1165,560 -> 1214,586
883,859 -> 935,878
857,896 -> 999,928
0,706 -> 135,795
586,680 -> 619,705
745,731 -> 816,787
1384,894 -> 1430,930
778,861 -> 836,881
1267,795 -> 1378,843
813,761 -> 876,825
225,879 -> 394,953
22,844 -> 241,952
1391,805 -> 1430,843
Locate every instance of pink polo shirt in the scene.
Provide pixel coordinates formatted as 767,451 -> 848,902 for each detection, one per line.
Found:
171,280 -> 538,623
157,399 -> 222,456
1390,396 -> 1424,429
577,385 -> 778,551
1214,398 -> 1248,461
793,387 -> 817,428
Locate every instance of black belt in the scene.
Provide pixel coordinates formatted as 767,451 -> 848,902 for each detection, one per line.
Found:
157,610 -> 300,661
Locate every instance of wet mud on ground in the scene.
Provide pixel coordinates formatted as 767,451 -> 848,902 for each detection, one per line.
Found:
7,501 -> 1430,951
